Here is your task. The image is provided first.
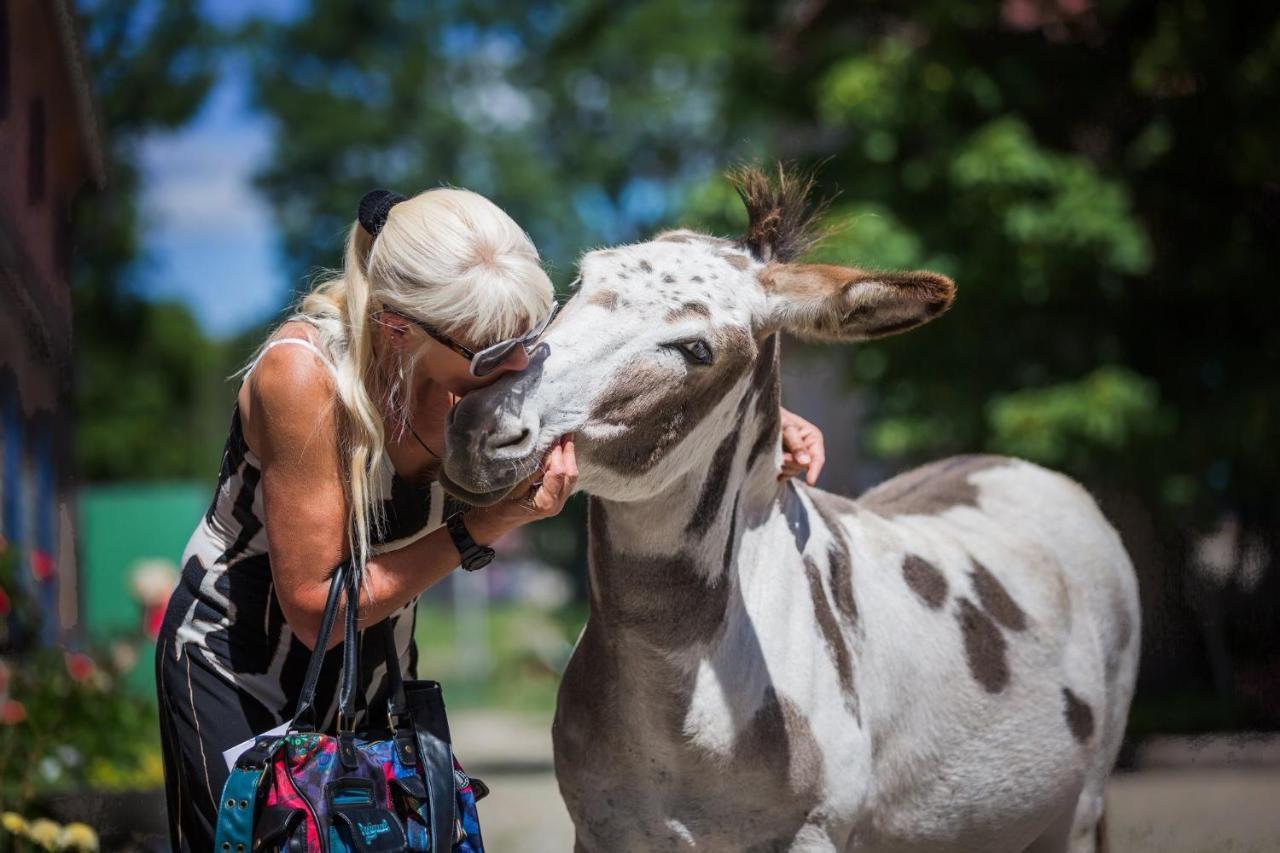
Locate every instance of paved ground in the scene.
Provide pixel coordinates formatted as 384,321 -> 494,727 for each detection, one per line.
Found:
453,713 -> 1280,853
454,712 -> 573,853
1107,767 -> 1280,853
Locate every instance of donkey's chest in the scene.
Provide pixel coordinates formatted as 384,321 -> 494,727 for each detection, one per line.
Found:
556,703 -> 834,852
553,629 -> 860,852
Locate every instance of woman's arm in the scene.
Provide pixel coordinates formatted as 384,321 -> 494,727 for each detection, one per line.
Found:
249,344 -> 575,649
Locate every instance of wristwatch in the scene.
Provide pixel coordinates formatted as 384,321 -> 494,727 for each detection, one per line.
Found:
446,512 -> 496,572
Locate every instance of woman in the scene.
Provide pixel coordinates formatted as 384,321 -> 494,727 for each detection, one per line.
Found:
155,187 -> 826,850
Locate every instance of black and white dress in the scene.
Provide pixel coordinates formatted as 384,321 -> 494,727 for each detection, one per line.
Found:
154,336 -> 463,852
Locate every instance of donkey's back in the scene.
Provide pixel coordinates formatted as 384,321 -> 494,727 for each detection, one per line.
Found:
823,454 -> 1139,852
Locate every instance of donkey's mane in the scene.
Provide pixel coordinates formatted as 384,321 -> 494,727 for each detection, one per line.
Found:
726,164 -> 829,264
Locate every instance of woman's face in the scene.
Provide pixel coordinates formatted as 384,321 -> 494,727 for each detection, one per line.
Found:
378,313 -> 532,397
418,331 -> 531,396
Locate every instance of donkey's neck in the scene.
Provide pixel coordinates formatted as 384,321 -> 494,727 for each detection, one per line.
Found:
585,335 -> 784,652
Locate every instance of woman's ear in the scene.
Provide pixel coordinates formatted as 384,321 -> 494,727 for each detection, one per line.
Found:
374,311 -> 416,353
759,262 -> 955,342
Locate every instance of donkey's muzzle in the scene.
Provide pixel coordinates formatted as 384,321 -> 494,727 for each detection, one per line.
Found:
442,379 -> 542,505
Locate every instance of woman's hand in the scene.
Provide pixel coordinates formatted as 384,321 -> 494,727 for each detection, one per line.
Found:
467,435 -> 579,544
778,408 -> 826,486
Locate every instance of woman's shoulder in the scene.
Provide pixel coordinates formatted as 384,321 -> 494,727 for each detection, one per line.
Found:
240,322 -> 341,459
248,322 -> 337,398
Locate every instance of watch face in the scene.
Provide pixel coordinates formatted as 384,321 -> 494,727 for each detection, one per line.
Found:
464,547 -> 496,571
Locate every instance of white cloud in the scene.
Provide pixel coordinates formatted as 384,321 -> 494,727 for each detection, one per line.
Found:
138,79 -> 274,239
134,72 -> 290,338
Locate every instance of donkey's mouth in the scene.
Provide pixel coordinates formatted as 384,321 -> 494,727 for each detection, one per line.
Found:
437,467 -> 520,507
439,446 -> 544,507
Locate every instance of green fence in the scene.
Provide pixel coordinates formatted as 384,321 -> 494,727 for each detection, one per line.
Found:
78,482 -> 206,642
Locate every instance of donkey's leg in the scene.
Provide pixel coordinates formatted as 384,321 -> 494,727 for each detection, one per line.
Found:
1021,800 -> 1106,853
789,825 -> 838,853
1020,774 -> 1107,853
1062,610 -> 1135,853
1020,792 -> 1079,853
1064,789 -> 1106,853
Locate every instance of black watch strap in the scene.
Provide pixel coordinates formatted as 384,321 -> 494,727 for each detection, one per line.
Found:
446,512 -> 496,572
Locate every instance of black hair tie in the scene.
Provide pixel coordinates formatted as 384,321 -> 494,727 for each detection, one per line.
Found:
358,189 -> 407,238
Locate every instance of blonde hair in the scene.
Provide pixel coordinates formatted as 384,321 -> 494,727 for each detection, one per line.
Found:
254,188 -> 553,572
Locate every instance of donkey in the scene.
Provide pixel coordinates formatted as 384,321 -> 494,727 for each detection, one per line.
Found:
439,169 -> 1140,853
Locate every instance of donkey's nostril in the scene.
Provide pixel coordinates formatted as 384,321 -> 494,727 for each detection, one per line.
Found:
489,427 -> 531,451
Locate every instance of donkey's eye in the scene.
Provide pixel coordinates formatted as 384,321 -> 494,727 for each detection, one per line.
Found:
670,340 -> 713,365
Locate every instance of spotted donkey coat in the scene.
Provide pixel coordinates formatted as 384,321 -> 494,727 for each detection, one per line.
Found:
441,169 -> 1140,853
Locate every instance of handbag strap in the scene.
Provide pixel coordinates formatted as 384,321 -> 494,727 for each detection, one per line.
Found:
381,618 -> 420,767
337,563 -> 360,730
406,680 -> 458,853
381,618 -> 408,716
213,735 -> 285,850
292,560 -> 352,731
292,560 -> 416,739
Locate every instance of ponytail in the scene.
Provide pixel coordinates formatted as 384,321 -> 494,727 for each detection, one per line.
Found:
329,225 -> 387,573
241,223 -> 392,575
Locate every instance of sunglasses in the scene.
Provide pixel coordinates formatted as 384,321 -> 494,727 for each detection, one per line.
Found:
392,301 -> 560,377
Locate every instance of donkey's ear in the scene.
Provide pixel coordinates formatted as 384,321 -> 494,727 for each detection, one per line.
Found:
760,262 -> 955,342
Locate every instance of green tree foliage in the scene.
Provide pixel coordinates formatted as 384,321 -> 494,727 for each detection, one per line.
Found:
73,0 -> 223,482
714,1 -> 1278,537
983,367 -> 1168,468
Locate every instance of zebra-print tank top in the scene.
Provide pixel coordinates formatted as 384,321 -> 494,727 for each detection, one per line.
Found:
160,335 -> 464,734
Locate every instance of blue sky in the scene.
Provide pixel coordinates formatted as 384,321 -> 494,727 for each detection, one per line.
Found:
133,0 -> 303,338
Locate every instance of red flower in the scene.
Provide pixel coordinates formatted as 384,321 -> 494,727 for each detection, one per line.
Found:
30,550 -> 55,582
1,699 -> 25,725
0,586 -> 9,617
65,652 -> 96,683
144,603 -> 165,640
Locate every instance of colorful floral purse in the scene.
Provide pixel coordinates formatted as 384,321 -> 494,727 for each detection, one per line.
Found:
213,561 -> 485,852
